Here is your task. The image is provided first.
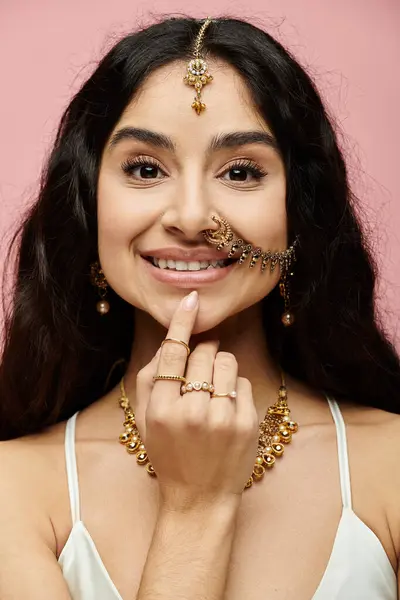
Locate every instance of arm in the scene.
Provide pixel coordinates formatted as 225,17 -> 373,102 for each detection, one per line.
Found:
136,498 -> 240,600
0,441 -> 72,600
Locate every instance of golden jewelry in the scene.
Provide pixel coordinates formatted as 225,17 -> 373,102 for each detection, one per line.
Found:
183,17 -> 213,114
90,261 -> 110,315
279,273 -> 295,327
203,215 -> 234,249
153,375 -> 186,383
118,371 -> 299,490
161,337 -> 190,356
181,380 -> 215,394
203,214 -> 298,275
210,390 -> 237,399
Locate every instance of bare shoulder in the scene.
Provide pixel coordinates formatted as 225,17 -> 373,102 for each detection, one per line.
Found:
340,401 -> 400,546
0,424 -> 72,599
0,420 -> 67,551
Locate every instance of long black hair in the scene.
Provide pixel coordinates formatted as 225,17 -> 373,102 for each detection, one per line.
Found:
1,15 -> 399,440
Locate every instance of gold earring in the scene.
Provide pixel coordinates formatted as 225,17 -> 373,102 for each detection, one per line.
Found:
203,215 -> 234,250
279,272 -> 295,326
90,261 -> 110,315
183,17 -> 213,114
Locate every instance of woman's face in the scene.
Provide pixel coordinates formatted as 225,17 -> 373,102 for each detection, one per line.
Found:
97,59 -> 287,333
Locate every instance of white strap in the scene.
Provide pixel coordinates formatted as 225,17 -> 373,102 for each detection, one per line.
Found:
326,397 -> 352,509
64,412 -> 81,524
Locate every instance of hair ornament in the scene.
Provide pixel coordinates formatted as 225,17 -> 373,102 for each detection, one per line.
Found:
184,17 -> 213,114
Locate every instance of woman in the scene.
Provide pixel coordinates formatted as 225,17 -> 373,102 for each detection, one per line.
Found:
0,14 -> 399,600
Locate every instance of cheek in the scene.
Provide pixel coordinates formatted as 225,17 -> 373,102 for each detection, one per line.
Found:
97,170 -> 156,249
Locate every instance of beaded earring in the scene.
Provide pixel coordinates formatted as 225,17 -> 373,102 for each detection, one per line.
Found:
90,261 -> 110,315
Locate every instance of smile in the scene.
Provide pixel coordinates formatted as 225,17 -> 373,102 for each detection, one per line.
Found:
145,257 -> 234,271
141,255 -> 237,287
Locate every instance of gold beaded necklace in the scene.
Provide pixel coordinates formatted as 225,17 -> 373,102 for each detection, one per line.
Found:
118,372 -> 299,490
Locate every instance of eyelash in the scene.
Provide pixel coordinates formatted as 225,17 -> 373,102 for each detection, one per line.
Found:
120,156 -> 268,183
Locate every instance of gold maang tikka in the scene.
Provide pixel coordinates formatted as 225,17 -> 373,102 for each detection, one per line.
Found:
184,17 -> 213,114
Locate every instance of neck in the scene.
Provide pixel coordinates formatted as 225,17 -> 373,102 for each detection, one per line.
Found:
124,303 -> 283,418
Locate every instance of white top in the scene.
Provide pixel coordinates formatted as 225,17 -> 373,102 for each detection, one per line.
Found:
58,397 -> 397,599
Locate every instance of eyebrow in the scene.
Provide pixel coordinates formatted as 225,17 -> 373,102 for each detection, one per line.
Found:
108,127 -> 280,155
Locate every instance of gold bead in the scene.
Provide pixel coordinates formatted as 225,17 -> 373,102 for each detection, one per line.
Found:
245,477 -> 253,489
123,417 -> 135,426
146,463 -> 157,476
253,464 -> 265,481
281,311 -> 295,326
280,430 -> 292,443
119,432 -> 132,444
96,299 -> 110,315
287,421 -> 299,433
136,451 -> 148,465
126,440 -> 140,453
271,443 -> 284,456
263,453 -> 276,468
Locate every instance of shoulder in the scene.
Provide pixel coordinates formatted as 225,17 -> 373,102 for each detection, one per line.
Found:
341,402 -> 400,550
340,401 -> 400,467
0,426 -> 75,598
0,420 -> 67,553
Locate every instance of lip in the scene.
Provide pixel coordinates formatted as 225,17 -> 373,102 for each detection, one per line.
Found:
140,246 -> 229,261
141,256 -> 235,287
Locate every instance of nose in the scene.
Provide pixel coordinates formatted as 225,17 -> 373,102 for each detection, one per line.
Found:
160,177 -> 214,242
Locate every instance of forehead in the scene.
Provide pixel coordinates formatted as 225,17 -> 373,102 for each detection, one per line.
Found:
116,59 -> 270,138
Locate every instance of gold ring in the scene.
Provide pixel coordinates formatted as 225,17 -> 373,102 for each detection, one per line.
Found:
153,375 -> 186,383
181,381 -> 215,394
210,390 -> 237,399
161,338 -> 190,356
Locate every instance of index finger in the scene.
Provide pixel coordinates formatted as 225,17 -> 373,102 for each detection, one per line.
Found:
156,291 -> 199,380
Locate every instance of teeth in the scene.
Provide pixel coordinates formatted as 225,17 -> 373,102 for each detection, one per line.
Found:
188,261 -> 201,271
152,258 -> 226,271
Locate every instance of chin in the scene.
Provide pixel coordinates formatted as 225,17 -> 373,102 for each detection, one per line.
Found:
149,297 -> 232,336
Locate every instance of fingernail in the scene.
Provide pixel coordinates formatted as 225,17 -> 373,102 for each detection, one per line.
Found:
182,290 -> 198,311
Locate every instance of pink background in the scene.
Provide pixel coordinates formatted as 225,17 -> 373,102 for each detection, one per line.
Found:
1,0 -> 399,346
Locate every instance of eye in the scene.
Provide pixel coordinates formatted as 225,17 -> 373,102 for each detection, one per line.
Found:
121,156 -> 166,181
120,156 -> 268,185
220,159 -> 268,184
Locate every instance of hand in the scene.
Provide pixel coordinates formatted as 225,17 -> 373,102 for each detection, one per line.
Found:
134,291 -> 259,511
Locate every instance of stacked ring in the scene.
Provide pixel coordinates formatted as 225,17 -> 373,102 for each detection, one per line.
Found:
181,381 -> 215,395
210,391 -> 237,399
161,338 -> 191,357
153,375 -> 186,383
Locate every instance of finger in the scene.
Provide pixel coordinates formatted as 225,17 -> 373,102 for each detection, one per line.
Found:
154,291 -> 199,400
209,352 -> 238,422
235,377 -> 258,431
134,349 -> 162,443
136,348 -> 161,409
182,341 -> 219,418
